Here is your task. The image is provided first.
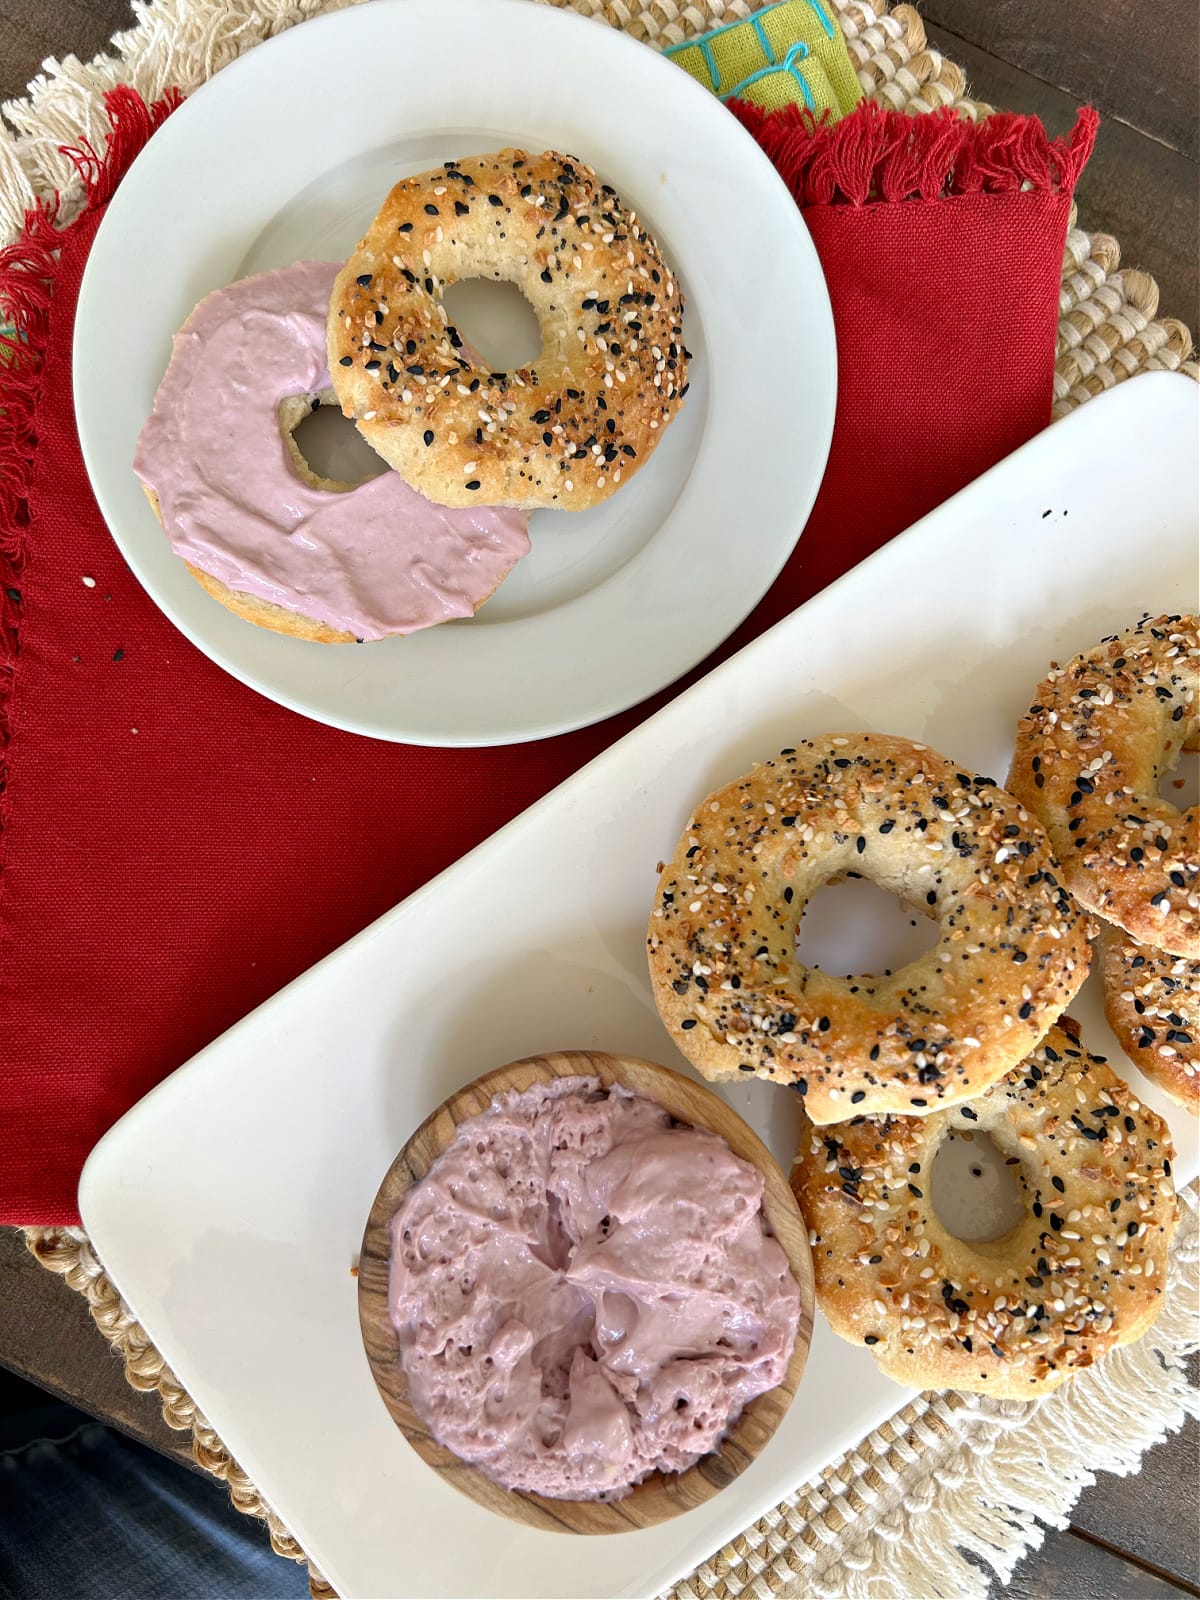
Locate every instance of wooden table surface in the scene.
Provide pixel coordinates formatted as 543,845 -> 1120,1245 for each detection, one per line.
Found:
1,2 -> 1197,1595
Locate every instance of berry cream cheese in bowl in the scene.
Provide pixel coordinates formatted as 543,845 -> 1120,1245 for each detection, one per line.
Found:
358,1051 -> 814,1532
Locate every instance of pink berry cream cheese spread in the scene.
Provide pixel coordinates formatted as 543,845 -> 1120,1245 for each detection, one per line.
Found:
387,1076 -> 802,1500
133,260 -> 530,641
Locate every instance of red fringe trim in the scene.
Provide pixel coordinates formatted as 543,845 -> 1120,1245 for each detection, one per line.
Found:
729,99 -> 1099,207
0,86 -> 180,805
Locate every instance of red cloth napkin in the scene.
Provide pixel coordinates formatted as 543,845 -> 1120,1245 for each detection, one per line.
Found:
0,86 -> 1096,1225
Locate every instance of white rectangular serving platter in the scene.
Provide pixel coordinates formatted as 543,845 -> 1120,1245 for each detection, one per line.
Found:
81,374 -> 1199,1600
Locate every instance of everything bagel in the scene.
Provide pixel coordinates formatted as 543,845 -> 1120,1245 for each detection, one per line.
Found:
1008,614 -> 1199,957
329,149 -> 688,511
792,1020 -> 1177,1396
1101,925 -> 1199,1112
647,734 -> 1091,1123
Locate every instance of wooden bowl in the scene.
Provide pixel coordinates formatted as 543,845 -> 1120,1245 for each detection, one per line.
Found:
359,1049 -> 815,1533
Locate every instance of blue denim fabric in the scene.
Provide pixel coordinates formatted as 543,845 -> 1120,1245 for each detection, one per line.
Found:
0,1404 -> 310,1599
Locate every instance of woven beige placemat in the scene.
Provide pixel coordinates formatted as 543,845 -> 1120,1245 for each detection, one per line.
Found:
7,2 -> 1198,1596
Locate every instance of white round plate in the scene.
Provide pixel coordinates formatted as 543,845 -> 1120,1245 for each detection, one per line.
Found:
75,0 -> 835,746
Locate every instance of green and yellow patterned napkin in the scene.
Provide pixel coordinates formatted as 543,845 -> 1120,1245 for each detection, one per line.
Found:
664,0 -> 862,118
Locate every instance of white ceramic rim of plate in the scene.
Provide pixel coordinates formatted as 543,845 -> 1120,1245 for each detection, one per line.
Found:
73,0 -> 836,746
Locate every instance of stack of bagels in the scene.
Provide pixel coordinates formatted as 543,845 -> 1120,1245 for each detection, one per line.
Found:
648,613 -> 1197,1397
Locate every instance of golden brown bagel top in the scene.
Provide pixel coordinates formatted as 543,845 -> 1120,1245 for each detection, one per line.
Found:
328,149 -> 688,510
1008,614 -> 1199,957
648,733 -> 1093,1123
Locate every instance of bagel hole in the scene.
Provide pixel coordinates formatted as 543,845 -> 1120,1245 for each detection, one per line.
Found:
441,278 -> 541,373
930,1131 -> 1027,1243
291,401 -> 388,487
794,875 -> 939,985
1158,744 -> 1199,809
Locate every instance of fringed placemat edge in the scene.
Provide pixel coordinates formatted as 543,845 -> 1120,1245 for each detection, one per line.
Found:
665,1184 -> 1199,1600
